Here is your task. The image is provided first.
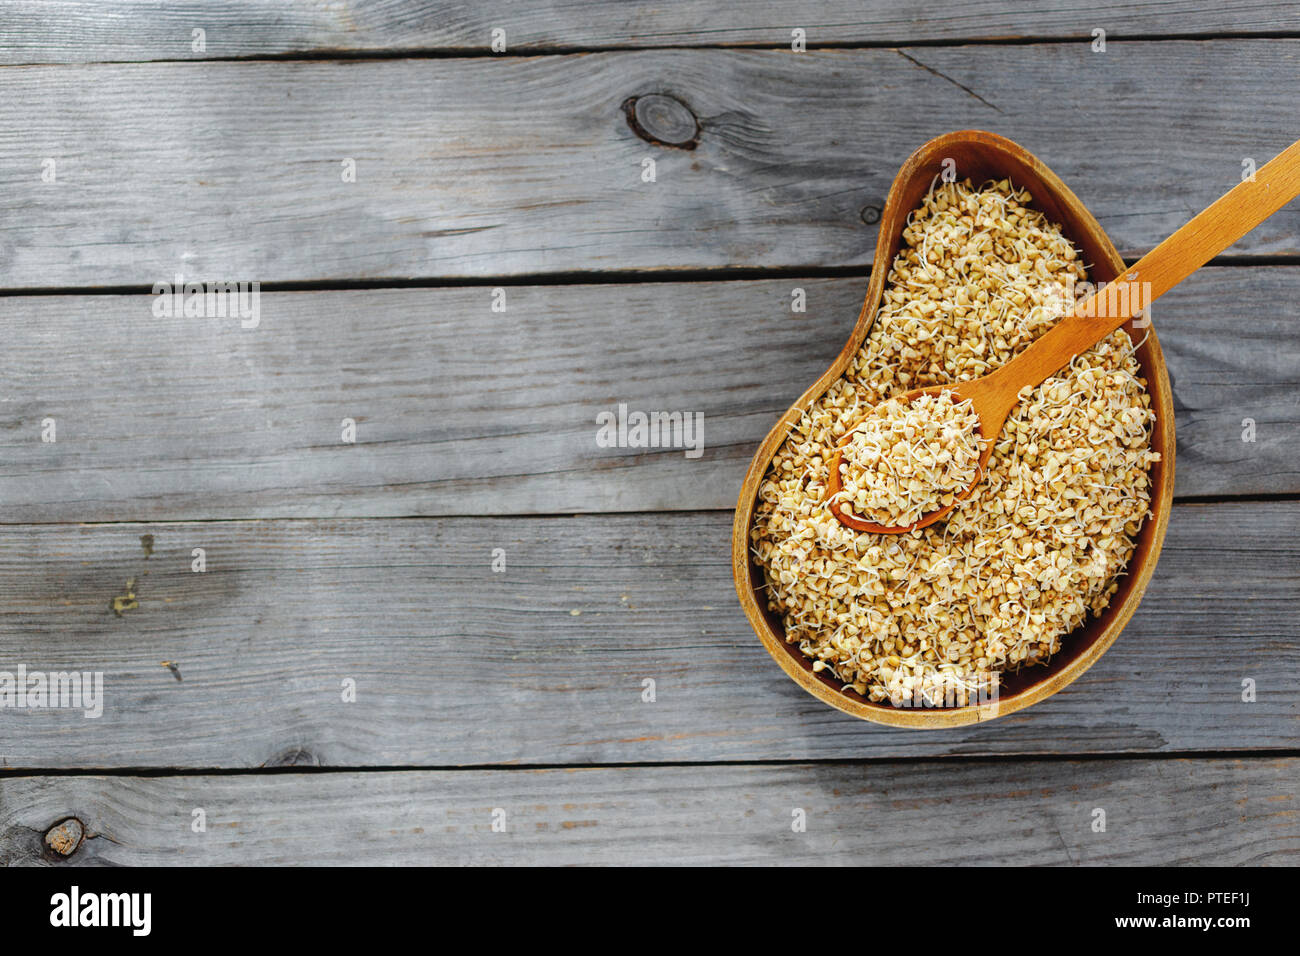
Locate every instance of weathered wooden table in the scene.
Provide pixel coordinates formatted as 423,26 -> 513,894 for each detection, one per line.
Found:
1,2 -> 1297,865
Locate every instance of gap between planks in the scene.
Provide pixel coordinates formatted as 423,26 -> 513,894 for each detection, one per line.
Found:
10,32 -> 1300,67
5,745 -> 1300,778
3,255 -> 1300,300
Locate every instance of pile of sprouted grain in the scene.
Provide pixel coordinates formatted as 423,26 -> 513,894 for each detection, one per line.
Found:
833,388 -> 984,527
750,177 -> 1161,708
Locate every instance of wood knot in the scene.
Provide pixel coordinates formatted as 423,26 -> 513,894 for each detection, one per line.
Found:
861,205 -> 882,225
623,94 -> 700,149
44,817 -> 85,858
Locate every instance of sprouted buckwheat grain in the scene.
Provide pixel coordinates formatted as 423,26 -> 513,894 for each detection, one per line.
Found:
750,177 -> 1160,707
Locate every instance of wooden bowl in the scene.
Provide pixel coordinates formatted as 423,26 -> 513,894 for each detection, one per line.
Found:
732,130 -> 1175,728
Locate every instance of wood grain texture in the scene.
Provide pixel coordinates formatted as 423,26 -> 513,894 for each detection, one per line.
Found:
1,271 -> 1294,523
3,1 -> 1298,64
0,502 -> 1293,769
1,758 -> 1295,864
2,44 -> 1299,289
0,1 -> 1293,867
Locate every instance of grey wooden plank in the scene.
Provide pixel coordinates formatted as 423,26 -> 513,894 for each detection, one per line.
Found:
0,270 -> 1295,523
1,44 -> 1298,289
1,758 -> 1295,864
0,502 -> 1294,769
3,1 -> 1298,64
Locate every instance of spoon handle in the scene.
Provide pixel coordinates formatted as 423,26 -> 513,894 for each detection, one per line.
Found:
986,136 -> 1300,400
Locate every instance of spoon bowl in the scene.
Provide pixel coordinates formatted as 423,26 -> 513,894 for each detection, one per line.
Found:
824,380 -> 1000,533
732,130 -> 1176,727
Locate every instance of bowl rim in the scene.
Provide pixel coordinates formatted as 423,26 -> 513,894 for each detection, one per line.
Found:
731,129 -> 1176,728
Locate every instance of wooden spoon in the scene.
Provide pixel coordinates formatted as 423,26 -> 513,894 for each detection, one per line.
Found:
829,136 -> 1300,533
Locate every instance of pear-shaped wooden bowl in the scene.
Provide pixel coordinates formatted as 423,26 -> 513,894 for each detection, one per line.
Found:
732,130 -> 1175,728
